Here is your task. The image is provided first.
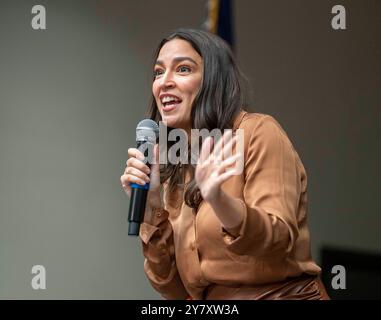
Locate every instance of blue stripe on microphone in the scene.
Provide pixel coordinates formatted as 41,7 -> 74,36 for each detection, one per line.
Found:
130,182 -> 150,190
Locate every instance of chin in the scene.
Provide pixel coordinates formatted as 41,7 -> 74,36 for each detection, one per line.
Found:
161,116 -> 180,128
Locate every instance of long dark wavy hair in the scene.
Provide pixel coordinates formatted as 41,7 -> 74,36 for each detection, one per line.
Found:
146,28 -> 249,210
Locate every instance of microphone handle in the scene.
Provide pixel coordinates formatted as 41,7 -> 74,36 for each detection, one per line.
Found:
127,140 -> 153,236
127,183 -> 149,235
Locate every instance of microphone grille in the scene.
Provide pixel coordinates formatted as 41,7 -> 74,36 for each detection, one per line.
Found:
136,119 -> 159,144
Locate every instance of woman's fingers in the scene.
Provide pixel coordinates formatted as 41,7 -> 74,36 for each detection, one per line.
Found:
124,166 -> 150,183
222,134 -> 238,160
127,147 -> 145,161
198,132 -> 240,170
121,147 -> 151,196
126,157 -> 150,175
198,136 -> 214,164
213,130 -> 233,159
215,153 -> 242,185
197,152 -> 241,185
122,153 -> 150,186
216,153 -> 242,175
147,144 -> 161,191
199,131 -> 236,165
120,172 -> 146,187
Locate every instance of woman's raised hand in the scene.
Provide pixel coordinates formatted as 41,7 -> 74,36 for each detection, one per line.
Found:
195,131 -> 242,203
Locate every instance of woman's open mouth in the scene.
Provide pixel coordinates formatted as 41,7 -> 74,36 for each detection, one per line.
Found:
161,95 -> 182,112
163,101 -> 181,111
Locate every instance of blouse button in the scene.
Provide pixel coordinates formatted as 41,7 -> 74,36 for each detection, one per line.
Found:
156,211 -> 162,218
225,235 -> 233,243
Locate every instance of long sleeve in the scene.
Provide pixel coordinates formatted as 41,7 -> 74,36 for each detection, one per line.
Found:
221,115 -> 301,258
140,207 -> 188,300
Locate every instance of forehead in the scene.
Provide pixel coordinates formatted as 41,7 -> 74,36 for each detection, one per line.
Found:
157,39 -> 202,63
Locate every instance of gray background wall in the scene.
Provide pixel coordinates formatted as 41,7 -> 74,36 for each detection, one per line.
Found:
0,0 -> 379,299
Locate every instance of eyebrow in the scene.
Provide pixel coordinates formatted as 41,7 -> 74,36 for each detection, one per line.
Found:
155,56 -> 198,67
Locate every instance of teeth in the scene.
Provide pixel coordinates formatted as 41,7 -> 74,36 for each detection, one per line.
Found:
161,96 -> 180,104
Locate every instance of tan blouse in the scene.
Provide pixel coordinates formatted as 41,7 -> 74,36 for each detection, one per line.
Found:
139,111 -> 321,300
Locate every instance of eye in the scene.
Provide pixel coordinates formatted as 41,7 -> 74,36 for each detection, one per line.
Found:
153,68 -> 164,78
177,66 -> 191,73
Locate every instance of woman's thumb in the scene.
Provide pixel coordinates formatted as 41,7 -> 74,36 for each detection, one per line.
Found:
155,143 -> 159,162
148,144 -> 160,188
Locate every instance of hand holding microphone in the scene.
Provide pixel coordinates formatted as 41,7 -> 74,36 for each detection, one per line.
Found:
120,119 -> 162,235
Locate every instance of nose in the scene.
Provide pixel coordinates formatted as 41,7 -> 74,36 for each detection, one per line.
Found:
160,71 -> 176,90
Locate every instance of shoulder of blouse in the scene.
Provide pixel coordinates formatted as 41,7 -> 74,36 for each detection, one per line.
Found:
234,112 -> 300,166
235,112 -> 290,139
233,110 -> 276,130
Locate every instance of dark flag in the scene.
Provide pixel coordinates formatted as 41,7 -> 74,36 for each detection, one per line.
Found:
205,0 -> 235,49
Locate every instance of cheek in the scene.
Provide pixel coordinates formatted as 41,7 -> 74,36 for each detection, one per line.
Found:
183,78 -> 202,98
152,82 -> 159,99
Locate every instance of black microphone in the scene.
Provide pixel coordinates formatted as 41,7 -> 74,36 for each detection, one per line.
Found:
128,119 -> 159,236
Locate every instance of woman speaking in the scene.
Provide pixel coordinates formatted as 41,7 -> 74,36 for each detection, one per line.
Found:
120,28 -> 330,300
